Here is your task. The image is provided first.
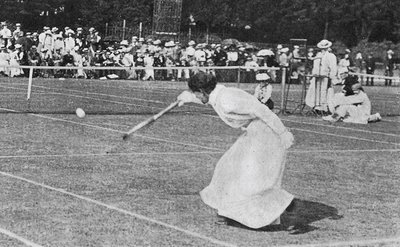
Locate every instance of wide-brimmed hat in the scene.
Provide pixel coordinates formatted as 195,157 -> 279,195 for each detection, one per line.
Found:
164,41 -> 175,47
120,40 -> 129,46
280,47 -> 289,53
256,73 -> 270,81
317,39 -> 332,49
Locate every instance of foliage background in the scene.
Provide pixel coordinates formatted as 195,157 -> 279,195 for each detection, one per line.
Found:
1,0 -> 400,51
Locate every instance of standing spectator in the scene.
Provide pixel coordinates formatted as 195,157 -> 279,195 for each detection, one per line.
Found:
354,52 -> 364,84
31,32 -> 39,47
9,45 -> 23,77
305,39 -> 338,113
38,26 -> 49,52
384,49 -> 395,86
64,30 -> 75,53
12,23 -> 22,42
0,22 -> 12,48
242,56 -> 258,84
42,30 -> 54,59
194,43 -> 206,66
142,52 -> 155,80
365,53 -> 376,86
53,34 -> 64,54
213,44 -> 227,66
278,47 -> 289,67
86,27 -> 98,57
306,48 -> 315,75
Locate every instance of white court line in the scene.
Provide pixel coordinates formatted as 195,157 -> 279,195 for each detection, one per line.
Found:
0,171 -> 237,247
283,118 -> 400,138
289,148 -> 400,153
0,107 -> 223,152
201,113 -> 400,147
0,151 -> 224,159
279,236 -> 400,247
0,149 -> 399,160
0,227 -> 43,247
289,127 -> 400,146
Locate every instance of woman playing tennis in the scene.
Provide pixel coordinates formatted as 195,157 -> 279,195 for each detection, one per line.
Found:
177,71 -> 295,229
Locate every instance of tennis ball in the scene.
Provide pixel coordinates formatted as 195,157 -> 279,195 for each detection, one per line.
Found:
76,108 -> 86,118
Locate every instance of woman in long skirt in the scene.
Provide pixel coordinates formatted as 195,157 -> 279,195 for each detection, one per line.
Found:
177,71 -> 295,229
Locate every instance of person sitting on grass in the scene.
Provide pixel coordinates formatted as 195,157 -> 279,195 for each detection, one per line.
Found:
323,76 -> 381,124
254,72 -> 274,110
177,71 -> 294,229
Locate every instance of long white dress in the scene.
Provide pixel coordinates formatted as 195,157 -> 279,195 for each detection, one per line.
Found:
199,85 -> 294,229
305,51 -> 338,111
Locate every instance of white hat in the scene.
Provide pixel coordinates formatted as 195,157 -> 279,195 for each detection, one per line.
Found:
45,30 -> 52,35
153,39 -> 161,45
277,44 -> 283,49
280,47 -> 289,53
293,45 -> 299,49
188,40 -> 196,46
120,40 -> 129,46
16,23 -> 21,27
15,44 -> 22,49
317,39 -> 332,49
165,41 -> 175,47
387,49 -> 394,54
138,37 -> 144,42
132,36 -> 138,40
256,73 -> 270,81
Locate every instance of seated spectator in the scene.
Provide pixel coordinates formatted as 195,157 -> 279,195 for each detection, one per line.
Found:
254,72 -> 274,110
9,44 -> 24,77
28,45 -> 41,66
0,45 -> 10,76
213,44 -> 227,66
323,76 -> 381,124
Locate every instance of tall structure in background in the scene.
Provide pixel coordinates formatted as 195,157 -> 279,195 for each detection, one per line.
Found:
152,0 -> 182,40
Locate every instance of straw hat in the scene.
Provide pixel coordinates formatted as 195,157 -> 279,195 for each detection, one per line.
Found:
317,39 -> 332,49
164,41 -> 175,47
256,73 -> 270,81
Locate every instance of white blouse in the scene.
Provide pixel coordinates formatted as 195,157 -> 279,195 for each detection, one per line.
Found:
208,85 -> 286,134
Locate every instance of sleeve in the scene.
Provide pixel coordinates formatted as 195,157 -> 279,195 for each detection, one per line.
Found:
220,90 -> 288,135
339,93 -> 365,105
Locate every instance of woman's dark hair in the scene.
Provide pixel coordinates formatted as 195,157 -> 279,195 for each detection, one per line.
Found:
188,71 -> 217,94
342,75 -> 359,96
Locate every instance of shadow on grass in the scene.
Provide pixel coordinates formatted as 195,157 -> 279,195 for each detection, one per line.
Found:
221,199 -> 343,234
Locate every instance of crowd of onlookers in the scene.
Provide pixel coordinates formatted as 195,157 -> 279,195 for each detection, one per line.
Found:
0,22 -> 397,85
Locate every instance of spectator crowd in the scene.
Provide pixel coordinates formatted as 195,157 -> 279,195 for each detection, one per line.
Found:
0,21 -> 397,86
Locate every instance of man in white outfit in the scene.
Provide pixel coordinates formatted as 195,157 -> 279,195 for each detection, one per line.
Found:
305,39 -> 338,113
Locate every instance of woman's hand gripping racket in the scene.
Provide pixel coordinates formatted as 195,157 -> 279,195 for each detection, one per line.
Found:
122,101 -> 180,140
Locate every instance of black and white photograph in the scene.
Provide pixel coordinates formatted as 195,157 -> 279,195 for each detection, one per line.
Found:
0,0 -> 399,246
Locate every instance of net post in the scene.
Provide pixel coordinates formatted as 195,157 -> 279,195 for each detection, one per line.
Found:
27,67 -> 33,100
280,67 -> 287,114
237,67 -> 241,88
